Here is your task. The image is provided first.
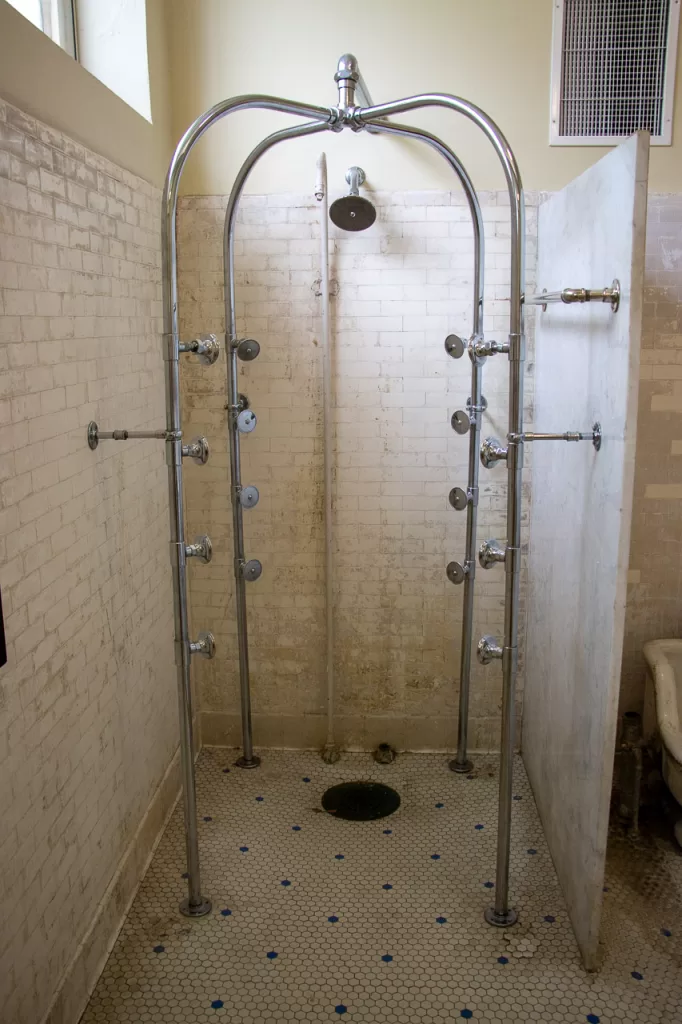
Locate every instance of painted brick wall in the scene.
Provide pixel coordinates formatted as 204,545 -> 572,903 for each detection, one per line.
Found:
177,188 -> 537,753
0,100 -> 177,1023
621,195 -> 682,712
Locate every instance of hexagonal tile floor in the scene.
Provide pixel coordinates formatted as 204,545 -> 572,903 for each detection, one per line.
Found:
81,751 -> 681,1023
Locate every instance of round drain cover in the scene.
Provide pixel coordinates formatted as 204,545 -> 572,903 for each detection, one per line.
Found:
321,781 -> 401,821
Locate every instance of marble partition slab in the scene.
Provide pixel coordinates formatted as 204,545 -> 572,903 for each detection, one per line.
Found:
521,134 -> 648,969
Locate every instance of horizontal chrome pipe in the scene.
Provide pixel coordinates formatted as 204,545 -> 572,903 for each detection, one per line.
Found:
526,279 -> 620,312
87,421 -> 174,448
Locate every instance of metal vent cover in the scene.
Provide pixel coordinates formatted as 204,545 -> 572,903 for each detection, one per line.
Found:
551,0 -> 680,146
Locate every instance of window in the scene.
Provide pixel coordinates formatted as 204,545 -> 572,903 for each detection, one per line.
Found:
550,0 -> 681,145
6,0 -> 76,57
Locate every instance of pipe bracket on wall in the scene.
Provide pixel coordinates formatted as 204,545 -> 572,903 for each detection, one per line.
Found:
477,635 -> 503,664
479,538 -> 507,570
182,437 -> 210,464
480,436 -> 508,469
179,333 -> 221,365
448,486 -> 471,511
234,338 -> 261,361
185,536 -> 213,563
238,485 -> 260,509
189,632 -> 216,659
444,334 -> 466,359
451,410 -> 470,435
237,410 -> 257,434
240,559 -> 263,582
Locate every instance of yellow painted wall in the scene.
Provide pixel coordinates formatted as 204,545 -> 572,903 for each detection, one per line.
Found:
166,0 -> 682,196
0,0 -> 173,186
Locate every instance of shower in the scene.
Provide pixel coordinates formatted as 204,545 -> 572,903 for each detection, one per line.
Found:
329,165 -> 376,230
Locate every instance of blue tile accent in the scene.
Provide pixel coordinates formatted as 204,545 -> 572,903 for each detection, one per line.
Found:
239,846 -> 249,853
256,796 -> 264,802
431,854 -> 441,860
513,794 -> 522,800
483,881 -> 494,889
302,777 -> 311,783
436,916 -> 447,924
435,802 -> 444,808
631,971 -> 643,980
383,829 -> 392,835
544,915 -> 555,923
266,951 -> 278,960
335,854 -> 345,860
211,1000 -> 224,1009
474,824 -> 484,831
527,848 -> 537,855
467,774 -> 474,780
381,954 -> 393,962
292,826 -> 302,831
220,908 -> 232,917
586,1016 -> 600,1023
460,1010 -> 473,1019
335,1005 -> 347,1015
603,886 -> 609,892
222,768 -> 230,774
280,879 -> 291,887
153,945 -> 165,953
203,816 -> 212,822
662,927 -> 672,937
181,872 -> 188,879
497,956 -> 508,964
328,915 -> 339,923
382,884 -> 393,890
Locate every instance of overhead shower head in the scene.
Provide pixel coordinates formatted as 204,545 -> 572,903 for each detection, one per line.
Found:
329,166 -> 376,232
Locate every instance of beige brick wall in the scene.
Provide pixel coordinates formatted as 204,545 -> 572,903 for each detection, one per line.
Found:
178,189 -> 537,753
622,194 -> 682,712
0,100 -> 177,1023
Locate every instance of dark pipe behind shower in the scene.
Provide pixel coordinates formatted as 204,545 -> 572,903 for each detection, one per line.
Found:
329,165 -> 376,231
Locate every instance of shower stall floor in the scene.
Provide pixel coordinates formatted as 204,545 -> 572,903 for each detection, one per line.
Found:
81,750 -> 681,1024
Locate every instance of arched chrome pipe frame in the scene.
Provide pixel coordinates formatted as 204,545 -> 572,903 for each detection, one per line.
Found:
162,72 -> 525,927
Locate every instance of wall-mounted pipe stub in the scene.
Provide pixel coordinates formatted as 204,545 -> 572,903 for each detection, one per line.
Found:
189,632 -> 215,659
179,333 -> 221,365
182,437 -> 210,464
87,421 -> 174,449
480,436 -> 508,469
477,635 -> 503,664
185,536 -> 213,563
526,279 -> 620,313
479,538 -> 506,570
513,422 -> 602,451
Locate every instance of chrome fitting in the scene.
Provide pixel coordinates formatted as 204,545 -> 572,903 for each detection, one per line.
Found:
451,410 -> 470,435
477,635 -> 503,665
179,333 -> 221,365
182,437 -> 210,464
468,336 -> 509,359
237,409 -> 257,434
480,436 -> 508,469
185,535 -> 212,563
446,560 -> 470,585
238,485 -> 260,509
189,632 -> 215,659
448,486 -> 469,512
234,338 -> 260,361
479,538 -> 506,570
240,558 -> 263,582
444,334 -> 466,359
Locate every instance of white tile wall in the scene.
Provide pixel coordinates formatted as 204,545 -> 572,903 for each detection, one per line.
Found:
622,194 -> 682,712
177,188 -> 537,753
0,99 -> 177,1024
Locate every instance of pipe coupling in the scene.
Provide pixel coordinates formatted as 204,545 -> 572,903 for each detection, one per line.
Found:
185,535 -> 212,563
190,632 -> 215,659
179,333 -> 221,365
182,437 -> 210,464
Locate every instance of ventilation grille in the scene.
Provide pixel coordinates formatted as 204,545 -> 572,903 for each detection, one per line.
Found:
556,0 -> 676,141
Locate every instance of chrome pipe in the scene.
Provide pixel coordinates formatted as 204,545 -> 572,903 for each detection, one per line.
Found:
222,119 -> 331,770
366,118 -> 485,775
526,280 -> 620,312
358,92 -> 525,928
162,97 -> 335,912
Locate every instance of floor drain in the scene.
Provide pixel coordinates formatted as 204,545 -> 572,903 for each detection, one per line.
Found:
321,781 -> 401,821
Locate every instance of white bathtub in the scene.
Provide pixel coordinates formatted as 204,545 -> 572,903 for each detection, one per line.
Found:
643,639 -> 682,808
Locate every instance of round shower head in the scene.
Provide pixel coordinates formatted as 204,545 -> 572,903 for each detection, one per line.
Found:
329,194 -> 376,232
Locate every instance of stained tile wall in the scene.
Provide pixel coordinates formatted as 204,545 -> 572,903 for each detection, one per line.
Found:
0,100 -> 177,1023
621,194 -> 682,712
177,189 -> 537,753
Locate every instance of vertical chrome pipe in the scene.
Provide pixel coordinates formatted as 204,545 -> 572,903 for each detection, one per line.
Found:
162,97 -> 334,905
364,119 -> 485,773
222,120 -> 331,768
359,95 -> 524,926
